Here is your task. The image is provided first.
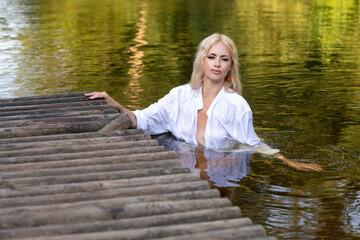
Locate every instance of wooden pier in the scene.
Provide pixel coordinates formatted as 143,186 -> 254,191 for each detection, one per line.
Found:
0,92 -> 275,239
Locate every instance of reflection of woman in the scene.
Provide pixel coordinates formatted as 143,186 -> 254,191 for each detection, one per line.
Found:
86,33 -> 322,171
154,133 -> 249,200
155,133 -> 252,187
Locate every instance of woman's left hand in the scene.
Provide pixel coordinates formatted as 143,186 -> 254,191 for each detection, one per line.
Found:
275,153 -> 323,172
285,161 -> 323,172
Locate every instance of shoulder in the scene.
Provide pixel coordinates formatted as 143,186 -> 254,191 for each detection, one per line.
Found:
214,90 -> 254,125
220,90 -> 252,113
168,83 -> 198,98
170,83 -> 194,93
157,84 -> 196,107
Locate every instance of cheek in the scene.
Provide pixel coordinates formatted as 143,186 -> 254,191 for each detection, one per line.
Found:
224,62 -> 232,71
203,59 -> 211,70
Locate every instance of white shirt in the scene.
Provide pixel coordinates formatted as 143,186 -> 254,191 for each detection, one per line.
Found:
133,84 -> 262,150
154,134 -> 278,187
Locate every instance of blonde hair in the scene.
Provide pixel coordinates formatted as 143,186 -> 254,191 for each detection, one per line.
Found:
190,33 -> 242,94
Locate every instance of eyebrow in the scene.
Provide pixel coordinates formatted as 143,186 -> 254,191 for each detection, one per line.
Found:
209,53 -> 229,58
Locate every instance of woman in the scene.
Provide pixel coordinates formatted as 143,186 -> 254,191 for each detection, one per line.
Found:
86,33 -> 322,171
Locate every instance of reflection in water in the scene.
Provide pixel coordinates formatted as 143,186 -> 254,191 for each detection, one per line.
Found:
154,133 -> 253,198
0,0 -> 25,97
347,192 -> 360,233
126,1 -> 148,108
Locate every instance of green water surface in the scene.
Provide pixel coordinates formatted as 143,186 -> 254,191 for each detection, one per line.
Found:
1,0 -> 359,239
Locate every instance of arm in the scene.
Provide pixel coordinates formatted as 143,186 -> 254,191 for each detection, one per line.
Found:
274,153 -> 323,171
220,101 -> 323,171
85,92 -> 137,128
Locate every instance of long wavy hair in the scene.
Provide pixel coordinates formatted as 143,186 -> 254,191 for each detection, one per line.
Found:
190,33 -> 242,94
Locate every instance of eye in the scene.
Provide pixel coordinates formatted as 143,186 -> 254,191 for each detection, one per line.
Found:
222,58 -> 229,62
207,56 -> 215,59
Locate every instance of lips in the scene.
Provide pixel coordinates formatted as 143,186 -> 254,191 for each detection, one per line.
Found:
211,69 -> 221,74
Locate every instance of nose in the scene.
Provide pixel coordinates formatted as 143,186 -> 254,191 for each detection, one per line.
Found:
214,57 -> 220,67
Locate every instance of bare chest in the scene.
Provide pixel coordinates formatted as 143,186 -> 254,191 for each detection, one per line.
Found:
196,108 -> 208,147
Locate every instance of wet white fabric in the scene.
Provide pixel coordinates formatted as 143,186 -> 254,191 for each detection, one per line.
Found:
179,148 -> 252,187
205,150 -> 252,187
153,135 -> 252,187
216,141 -> 280,155
133,84 -> 272,150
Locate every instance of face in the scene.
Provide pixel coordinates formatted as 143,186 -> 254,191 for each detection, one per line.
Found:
203,41 -> 232,84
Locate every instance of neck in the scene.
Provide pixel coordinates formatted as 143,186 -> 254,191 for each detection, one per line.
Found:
202,79 -> 223,100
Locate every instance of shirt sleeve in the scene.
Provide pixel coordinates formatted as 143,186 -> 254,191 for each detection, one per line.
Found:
132,88 -> 178,135
217,96 -> 280,154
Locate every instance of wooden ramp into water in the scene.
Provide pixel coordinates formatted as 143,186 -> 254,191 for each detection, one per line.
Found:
0,92 -> 275,240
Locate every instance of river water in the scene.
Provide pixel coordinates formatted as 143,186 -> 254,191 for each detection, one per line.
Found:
1,0 -> 359,239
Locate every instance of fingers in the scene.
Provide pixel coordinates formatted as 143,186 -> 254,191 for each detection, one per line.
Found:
287,162 -> 304,171
303,163 -> 323,172
287,162 -> 323,172
84,92 -> 107,100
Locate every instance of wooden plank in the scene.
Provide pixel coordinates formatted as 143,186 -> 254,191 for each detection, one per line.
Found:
0,105 -> 114,117
0,99 -> 108,112
0,114 -> 120,128
0,133 -> 150,151
0,118 -> 131,138
0,139 -> 159,158
0,129 -> 143,144
18,219 -> 263,240
0,208 -> 246,239
0,146 -> 166,164
0,92 -> 90,103
0,121 -> 109,138
0,109 -> 118,122
0,95 -> 95,108
0,181 -> 211,208
0,191 -> 222,218
159,225 -> 268,240
98,113 -> 132,132
0,198 -> 228,228
1,159 -> 183,179
0,173 -> 200,198
1,166 -> 191,187
0,151 -> 175,172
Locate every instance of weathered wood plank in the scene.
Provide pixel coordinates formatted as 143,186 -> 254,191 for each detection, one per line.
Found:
0,109 -> 118,121
0,151 -> 175,172
0,121 -> 109,138
0,208 -> 246,239
1,159 -> 182,179
17,219 -> 265,240
98,113 -> 132,132
0,129 -> 143,144
158,225 -> 268,240
0,114 -> 119,128
0,146 -> 166,164
0,105 -> 114,117
0,95 -> 95,108
1,166 -> 191,186
0,92 -> 89,103
0,133 -> 150,152
0,198 -> 228,228
0,190 -> 222,218
0,181 -> 211,208
0,99 -> 108,112
0,113 -> 131,138
0,139 -> 159,158
0,173 -> 199,198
